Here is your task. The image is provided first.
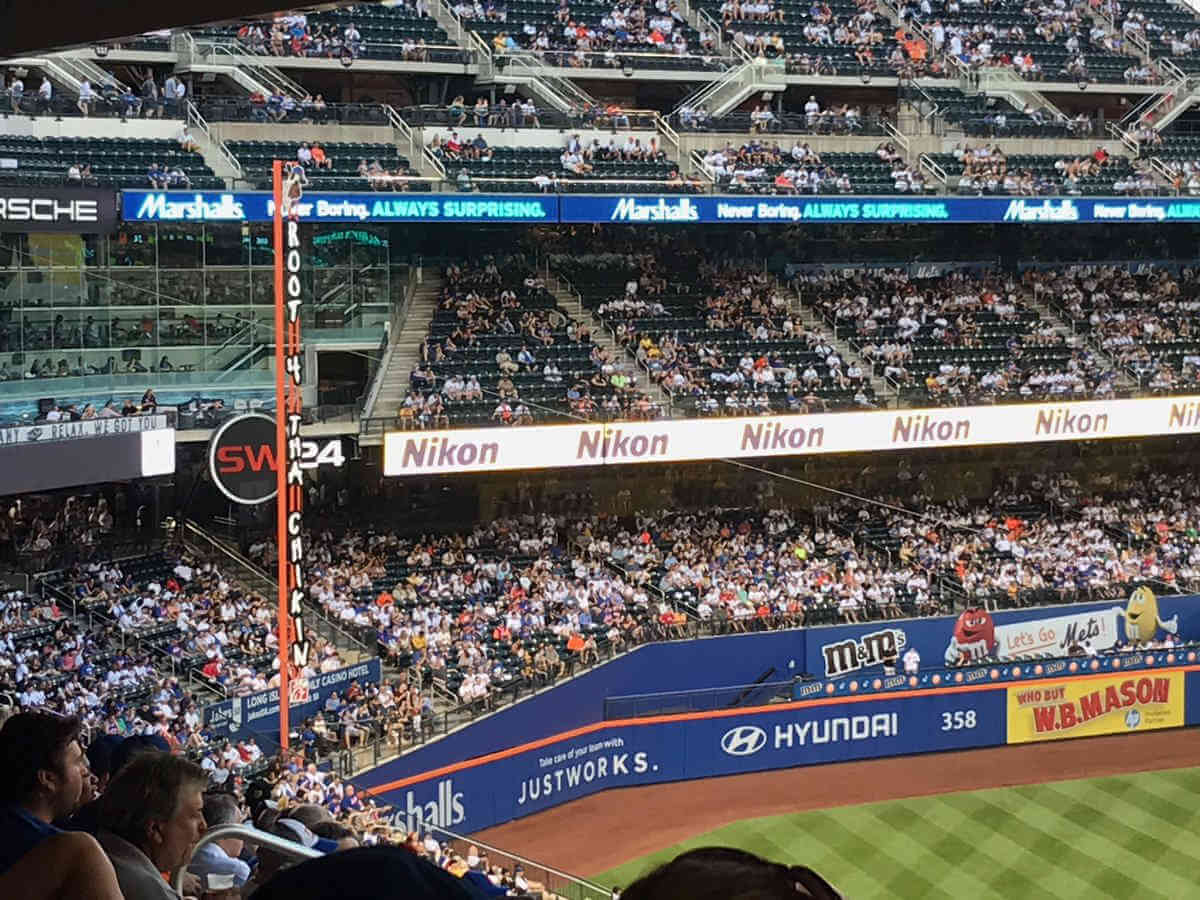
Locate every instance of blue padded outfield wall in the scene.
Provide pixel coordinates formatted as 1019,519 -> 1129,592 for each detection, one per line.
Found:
357,666 -> 1200,835
364,595 -> 1200,780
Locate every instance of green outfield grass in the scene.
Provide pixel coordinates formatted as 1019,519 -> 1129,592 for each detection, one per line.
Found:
593,766 -> 1200,898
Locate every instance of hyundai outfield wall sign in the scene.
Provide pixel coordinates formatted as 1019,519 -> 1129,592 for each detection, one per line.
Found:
382,394 -> 1200,476
0,187 -> 117,233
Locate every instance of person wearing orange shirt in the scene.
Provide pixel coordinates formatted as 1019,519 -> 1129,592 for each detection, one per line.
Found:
310,143 -> 332,170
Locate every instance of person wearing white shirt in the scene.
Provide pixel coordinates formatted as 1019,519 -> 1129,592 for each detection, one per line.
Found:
804,95 -> 820,125
78,78 -> 95,116
163,74 -> 185,115
7,76 -> 23,114
37,76 -> 52,115
902,646 -> 921,674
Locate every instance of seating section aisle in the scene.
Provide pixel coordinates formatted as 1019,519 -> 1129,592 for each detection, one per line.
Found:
558,251 -> 880,414
1037,264 -> 1200,393
0,136 -> 223,189
403,259 -> 662,427
802,268 -> 1119,405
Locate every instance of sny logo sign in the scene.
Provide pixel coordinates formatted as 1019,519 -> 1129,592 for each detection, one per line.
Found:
821,628 -> 906,678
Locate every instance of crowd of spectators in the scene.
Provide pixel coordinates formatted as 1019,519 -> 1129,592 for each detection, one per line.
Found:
486,0 -> 706,63
1037,264 -> 1200,390
905,0 -> 1143,82
947,142 -> 1151,195
402,259 -> 663,427
238,13 -> 368,59
581,251 -> 881,414
803,267 -> 1121,404
227,465 -> 1200,716
702,140 -> 850,193
1,69 -> 187,120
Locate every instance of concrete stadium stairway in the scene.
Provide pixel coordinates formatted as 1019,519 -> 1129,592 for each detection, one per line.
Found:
786,276 -> 894,405
360,271 -> 444,442
1021,282 -> 1140,391
546,273 -> 678,418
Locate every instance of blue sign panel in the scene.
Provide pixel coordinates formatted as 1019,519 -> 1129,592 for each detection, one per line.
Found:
558,195 -> 1200,225
120,191 -> 1200,225
121,191 -> 557,223
361,686 -> 1008,834
202,658 -> 382,739
804,594 -> 1200,681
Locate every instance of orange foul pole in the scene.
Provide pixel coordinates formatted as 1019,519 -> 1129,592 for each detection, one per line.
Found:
272,160 -> 291,748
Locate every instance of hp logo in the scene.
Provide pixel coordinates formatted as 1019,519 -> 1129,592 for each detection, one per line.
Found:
1125,709 -> 1142,730
721,725 -> 768,757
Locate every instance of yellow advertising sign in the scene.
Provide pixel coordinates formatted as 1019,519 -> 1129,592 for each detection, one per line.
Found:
1007,671 -> 1185,744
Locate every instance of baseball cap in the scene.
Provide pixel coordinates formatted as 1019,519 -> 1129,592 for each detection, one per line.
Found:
275,818 -> 341,855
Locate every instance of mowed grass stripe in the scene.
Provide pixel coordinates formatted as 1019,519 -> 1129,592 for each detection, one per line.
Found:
590,767 -> 1200,896
917,793 -> 1052,898
939,787 -> 1104,898
779,808 -> 913,897
1031,781 -> 1200,898
799,806 -> 952,900
862,798 -> 1028,899
919,787 -> 1146,898
1094,770 -> 1200,834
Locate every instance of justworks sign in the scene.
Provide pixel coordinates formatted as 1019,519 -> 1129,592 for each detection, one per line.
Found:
0,188 -> 118,233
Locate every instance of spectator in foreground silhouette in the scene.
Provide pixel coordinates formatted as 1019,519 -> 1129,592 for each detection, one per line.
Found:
619,847 -> 843,900
249,845 -> 491,899
0,711 -> 122,900
96,752 -> 208,900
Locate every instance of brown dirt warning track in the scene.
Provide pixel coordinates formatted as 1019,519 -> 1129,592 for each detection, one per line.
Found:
476,727 -> 1200,876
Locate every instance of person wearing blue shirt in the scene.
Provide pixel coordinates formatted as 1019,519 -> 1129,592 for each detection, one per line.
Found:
187,794 -> 252,888
0,712 -> 91,875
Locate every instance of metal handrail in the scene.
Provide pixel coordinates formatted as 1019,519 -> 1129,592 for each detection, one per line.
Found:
174,825 -> 321,895
919,152 -> 947,186
362,265 -> 420,420
673,58 -> 753,116
186,100 -> 244,178
383,103 -> 418,165
424,824 -> 610,899
695,7 -> 727,51
1108,120 -> 1141,155
180,520 -> 375,658
434,0 -> 466,42
882,118 -> 910,155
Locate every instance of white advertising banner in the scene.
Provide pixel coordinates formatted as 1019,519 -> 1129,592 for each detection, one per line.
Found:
382,394 -> 1200,476
0,414 -> 170,447
993,607 -> 1122,660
